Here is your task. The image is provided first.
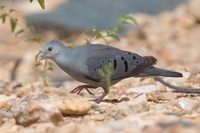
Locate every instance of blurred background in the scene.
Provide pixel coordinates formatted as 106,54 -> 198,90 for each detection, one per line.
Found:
0,0 -> 199,84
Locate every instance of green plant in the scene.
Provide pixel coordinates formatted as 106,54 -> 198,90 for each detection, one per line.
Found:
86,13 -> 139,45
87,13 -> 138,85
0,5 -> 41,41
97,62 -> 114,88
0,1 -> 49,85
29,0 -> 46,9
41,59 -> 54,86
0,5 -> 24,35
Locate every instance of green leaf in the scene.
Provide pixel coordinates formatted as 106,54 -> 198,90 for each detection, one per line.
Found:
97,62 -> 113,87
129,16 -> 138,26
94,33 -> 103,39
15,29 -> 25,36
113,23 -> 122,33
30,0 -> 34,2
89,28 -> 102,39
97,69 -> 105,79
0,14 -> 7,23
120,13 -> 139,26
91,28 -> 97,32
38,0 -> 45,9
90,27 -> 100,34
10,18 -> 17,32
106,31 -> 120,41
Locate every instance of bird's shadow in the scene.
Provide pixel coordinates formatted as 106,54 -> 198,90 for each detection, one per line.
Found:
98,97 -> 130,104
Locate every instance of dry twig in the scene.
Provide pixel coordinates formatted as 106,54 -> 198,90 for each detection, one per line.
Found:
154,77 -> 200,93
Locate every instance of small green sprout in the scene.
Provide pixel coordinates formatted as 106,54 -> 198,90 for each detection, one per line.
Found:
29,0 -> 46,9
86,13 -> 139,44
97,62 -> 114,88
120,13 -> 139,26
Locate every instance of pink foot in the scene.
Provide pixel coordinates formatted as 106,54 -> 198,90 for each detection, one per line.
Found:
93,90 -> 108,104
70,85 -> 97,95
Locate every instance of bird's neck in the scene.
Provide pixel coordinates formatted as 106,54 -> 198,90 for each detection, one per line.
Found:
53,47 -> 74,71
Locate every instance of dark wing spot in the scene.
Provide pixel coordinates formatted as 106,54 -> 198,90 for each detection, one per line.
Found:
48,47 -> 52,52
113,59 -> 117,70
128,52 -> 132,55
132,56 -> 136,59
136,60 -> 139,64
124,60 -> 128,72
121,56 -> 125,60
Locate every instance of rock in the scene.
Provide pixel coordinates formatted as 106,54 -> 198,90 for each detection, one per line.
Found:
127,84 -> 159,94
26,0 -> 187,36
134,93 -> 148,103
0,95 -> 17,118
51,94 -> 92,115
37,99 -> 64,124
80,113 -> 190,133
0,94 -> 16,103
55,122 -> 80,133
150,103 -> 181,114
176,97 -> 199,112
12,101 -> 40,126
147,92 -> 178,102
0,110 -> 13,118
0,103 -> 12,118
20,122 -> 57,133
0,119 -> 22,133
11,94 -> 63,126
114,94 -> 149,116
143,120 -> 198,133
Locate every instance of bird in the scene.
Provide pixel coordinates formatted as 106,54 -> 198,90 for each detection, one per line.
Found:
37,40 -> 183,103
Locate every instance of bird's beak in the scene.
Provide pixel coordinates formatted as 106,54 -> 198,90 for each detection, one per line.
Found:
35,50 -> 46,63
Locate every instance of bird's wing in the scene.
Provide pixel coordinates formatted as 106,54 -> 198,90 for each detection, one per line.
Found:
82,44 -> 157,82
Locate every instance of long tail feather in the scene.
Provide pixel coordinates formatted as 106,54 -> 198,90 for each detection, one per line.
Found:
139,66 -> 183,77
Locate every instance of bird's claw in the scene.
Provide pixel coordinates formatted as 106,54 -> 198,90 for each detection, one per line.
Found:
70,86 -> 94,96
92,98 -> 102,104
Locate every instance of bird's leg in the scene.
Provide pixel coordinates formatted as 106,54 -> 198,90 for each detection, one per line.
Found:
93,88 -> 109,104
70,85 -> 98,95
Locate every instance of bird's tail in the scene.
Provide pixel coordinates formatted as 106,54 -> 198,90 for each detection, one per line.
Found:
138,66 -> 183,77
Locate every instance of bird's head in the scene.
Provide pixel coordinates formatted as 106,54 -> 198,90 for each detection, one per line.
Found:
36,40 -> 65,62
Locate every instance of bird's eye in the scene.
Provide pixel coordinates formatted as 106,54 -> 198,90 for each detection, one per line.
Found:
48,47 -> 52,52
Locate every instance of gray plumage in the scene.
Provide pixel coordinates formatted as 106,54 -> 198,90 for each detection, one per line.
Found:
37,40 -> 182,103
